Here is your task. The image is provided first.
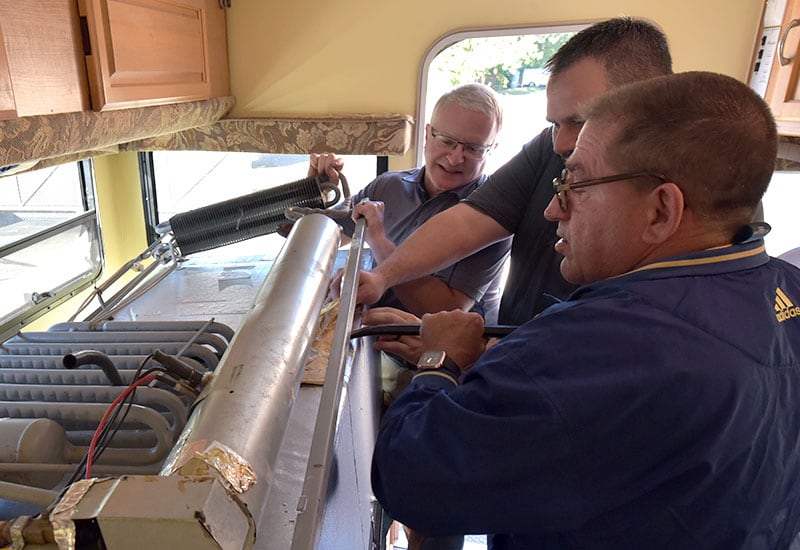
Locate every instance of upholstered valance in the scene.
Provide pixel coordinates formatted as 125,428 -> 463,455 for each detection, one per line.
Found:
0,97 -> 236,173
118,114 -> 414,156
0,99 -> 414,178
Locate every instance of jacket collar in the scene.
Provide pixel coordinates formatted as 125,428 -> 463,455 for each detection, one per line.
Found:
618,240 -> 769,282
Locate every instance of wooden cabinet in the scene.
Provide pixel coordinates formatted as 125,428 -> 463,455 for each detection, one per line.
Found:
755,0 -> 800,134
80,0 -> 230,111
0,0 -> 229,121
0,35 -> 14,120
0,2 -> 91,120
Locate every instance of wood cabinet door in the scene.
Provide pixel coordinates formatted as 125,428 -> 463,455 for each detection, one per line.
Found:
0,2 -> 90,120
766,0 -> 800,123
81,0 -> 223,111
0,28 -> 14,120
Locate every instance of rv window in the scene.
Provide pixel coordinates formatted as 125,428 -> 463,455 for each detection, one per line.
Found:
417,25 -> 583,173
141,151 -> 378,256
763,170 -> 800,257
0,161 -> 94,246
0,161 -> 100,339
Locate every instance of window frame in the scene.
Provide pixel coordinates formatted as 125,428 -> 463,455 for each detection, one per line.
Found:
138,151 -> 387,247
0,159 -> 102,341
415,23 -> 586,167
0,159 -> 101,339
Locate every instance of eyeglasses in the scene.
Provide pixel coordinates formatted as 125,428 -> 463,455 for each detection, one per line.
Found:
429,128 -> 494,159
552,168 -> 667,211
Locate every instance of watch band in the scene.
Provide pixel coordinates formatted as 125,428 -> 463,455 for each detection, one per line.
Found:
441,355 -> 461,373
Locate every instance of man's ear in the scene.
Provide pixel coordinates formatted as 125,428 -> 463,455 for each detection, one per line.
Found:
642,182 -> 684,244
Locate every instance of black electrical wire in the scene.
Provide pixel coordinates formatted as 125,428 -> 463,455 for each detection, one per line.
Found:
349,323 -> 518,339
93,367 -> 170,461
62,354 -> 161,486
85,359 -> 191,477
90,361 -> 172,461
65,348 -> 198,486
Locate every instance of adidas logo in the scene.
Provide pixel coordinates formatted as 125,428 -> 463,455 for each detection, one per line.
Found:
775,287 -> 800,323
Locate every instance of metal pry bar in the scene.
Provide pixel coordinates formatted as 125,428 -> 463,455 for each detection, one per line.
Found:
291,216 -> 367,550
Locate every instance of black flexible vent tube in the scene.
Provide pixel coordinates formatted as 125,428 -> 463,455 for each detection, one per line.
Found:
169,175 -> 336,256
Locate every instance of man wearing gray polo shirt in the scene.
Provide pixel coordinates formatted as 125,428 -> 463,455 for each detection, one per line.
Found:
311,83 -> 510,324
311,82 -> 510,550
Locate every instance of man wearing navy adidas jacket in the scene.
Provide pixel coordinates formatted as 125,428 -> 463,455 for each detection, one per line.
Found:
371,71 -> 800,549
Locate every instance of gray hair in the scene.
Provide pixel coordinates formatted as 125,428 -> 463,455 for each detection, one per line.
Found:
432,83 -> 503,134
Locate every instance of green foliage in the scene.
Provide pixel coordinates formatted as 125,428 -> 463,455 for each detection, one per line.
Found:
431,32 -> 573,90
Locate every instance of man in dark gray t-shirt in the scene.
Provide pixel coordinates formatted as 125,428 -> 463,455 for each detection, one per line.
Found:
354,17 -> 673,326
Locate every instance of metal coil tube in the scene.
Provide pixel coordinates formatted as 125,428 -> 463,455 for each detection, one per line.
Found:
0,368 -> 137,386
0,385 -> 187,439
169,176 -> 329,256
46,321 -> 235,344
0,402 -> 173,465
7,331 -> 228,358
0,343 -> 219,370
0,354 -> 204,372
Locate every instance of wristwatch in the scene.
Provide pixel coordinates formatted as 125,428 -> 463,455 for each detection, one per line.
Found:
417,350 -> 460,373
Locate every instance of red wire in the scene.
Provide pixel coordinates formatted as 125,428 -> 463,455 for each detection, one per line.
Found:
85,374 -> 158,479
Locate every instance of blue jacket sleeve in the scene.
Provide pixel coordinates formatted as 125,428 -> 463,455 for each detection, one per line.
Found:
370,329 -> 579,537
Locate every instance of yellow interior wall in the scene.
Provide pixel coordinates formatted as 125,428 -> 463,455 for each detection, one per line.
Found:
228,0 -> 763,171
91,152 -> 149,272
228,0 -> 763,118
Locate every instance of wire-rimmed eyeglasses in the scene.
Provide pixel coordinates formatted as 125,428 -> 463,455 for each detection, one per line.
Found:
552,168 -> 668,211
430,128 -> 494,160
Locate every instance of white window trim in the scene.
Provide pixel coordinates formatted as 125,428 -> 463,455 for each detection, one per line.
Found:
415,23 -> 588,167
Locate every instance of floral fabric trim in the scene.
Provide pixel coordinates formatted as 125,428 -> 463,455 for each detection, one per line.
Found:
119,114 -> 414,156
0,97 -> 235,172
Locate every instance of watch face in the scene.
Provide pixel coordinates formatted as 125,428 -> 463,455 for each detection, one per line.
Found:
418,350 -> 446,368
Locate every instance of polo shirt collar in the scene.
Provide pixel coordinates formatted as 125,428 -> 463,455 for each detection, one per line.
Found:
403,167 -> 488,201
